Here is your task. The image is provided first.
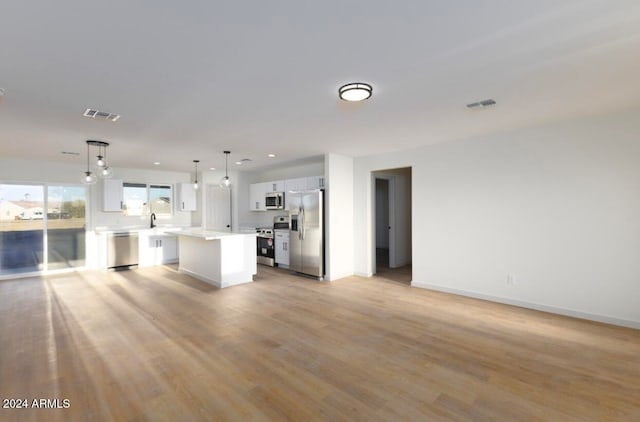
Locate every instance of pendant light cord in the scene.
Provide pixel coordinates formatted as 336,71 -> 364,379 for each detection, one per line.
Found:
86,142 -> 91,173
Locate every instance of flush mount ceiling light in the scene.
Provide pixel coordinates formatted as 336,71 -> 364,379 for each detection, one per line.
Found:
267,153 -> 276,158
339,82 -> 373,102
220,151 -> 231,188
193,160 -> 200,190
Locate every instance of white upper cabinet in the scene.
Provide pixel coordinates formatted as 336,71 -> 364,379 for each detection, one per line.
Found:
249,182 -> 267,211
284,178 -> 307,211
177,183 -> 197,211
307,176 -> 325,189
284,177 -> 308,192
266,180 -> 285,192
249,176 -> 325,212
102,179 -> 123,212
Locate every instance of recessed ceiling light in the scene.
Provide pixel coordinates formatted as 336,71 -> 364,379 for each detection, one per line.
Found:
235,161 -> 242,165
267,153 -> 276,158
339,82 -> 372,102
209,167 -> 216,171
153,162 -> 161,165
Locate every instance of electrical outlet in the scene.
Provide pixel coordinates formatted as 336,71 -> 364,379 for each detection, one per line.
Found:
506,274 -> 516,286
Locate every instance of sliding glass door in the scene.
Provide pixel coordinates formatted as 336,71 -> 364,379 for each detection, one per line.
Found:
0,183 -> 86,276
0,184 -> 45,275
47,186 -> 86,270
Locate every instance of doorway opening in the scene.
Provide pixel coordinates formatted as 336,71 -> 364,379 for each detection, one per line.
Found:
372,167 -> 412,284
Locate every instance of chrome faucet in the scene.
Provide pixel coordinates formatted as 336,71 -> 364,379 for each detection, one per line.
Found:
150,213 -> 156,228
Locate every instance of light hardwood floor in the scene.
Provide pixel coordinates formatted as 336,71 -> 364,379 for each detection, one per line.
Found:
1,265 -> 639,421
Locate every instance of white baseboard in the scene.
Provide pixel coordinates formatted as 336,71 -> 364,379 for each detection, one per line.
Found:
411,281 -> 640,330
179,268 -> 221,287
326,271 -> 354,281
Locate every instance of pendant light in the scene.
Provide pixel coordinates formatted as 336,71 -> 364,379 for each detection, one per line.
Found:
220,151 -> 231,188
83,140 -> 113,183
82,141 -> 97,185
99,144 -> 113,179
96,145 -> 105,167
193,160 -> 200,190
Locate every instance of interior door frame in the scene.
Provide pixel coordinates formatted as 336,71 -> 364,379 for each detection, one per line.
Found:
205,184 -> 232,231
371,174 -> 397,275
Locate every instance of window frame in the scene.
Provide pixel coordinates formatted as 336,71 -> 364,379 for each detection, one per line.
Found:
121,182 -> 173,216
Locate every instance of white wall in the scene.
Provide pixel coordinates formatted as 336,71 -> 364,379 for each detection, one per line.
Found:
0,158 -> 86,185
325,153 -> 354,281
354,108 -> 640,328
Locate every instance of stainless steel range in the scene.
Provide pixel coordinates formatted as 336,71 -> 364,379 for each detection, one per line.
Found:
256,227 -> 275,266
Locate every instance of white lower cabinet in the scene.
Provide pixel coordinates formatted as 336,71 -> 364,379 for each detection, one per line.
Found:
275,230 -> 289,267
140,234 -> 178,266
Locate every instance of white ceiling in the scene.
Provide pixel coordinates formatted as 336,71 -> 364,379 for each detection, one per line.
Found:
2,1 -> 640,173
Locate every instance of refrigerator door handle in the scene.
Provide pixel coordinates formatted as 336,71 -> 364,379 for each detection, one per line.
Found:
297,206 -> 301,240
299,206 -> 304,240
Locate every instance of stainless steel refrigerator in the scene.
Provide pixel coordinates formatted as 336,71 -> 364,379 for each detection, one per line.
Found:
288,189 -> 324,279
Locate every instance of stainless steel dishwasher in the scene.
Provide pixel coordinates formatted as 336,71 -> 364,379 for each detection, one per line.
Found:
107,232 -> 139,269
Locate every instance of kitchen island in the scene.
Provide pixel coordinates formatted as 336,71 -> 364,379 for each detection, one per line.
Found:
174,228 -> 257,288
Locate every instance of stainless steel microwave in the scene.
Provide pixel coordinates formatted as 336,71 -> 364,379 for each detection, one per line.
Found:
265,192 -> 284,210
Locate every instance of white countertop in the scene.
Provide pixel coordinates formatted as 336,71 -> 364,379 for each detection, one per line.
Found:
174,228 -> 257,240
94,226 -> 187,235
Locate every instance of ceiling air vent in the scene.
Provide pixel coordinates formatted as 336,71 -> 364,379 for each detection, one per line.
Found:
83,108 -> 121,122
466,99 -> 496,110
